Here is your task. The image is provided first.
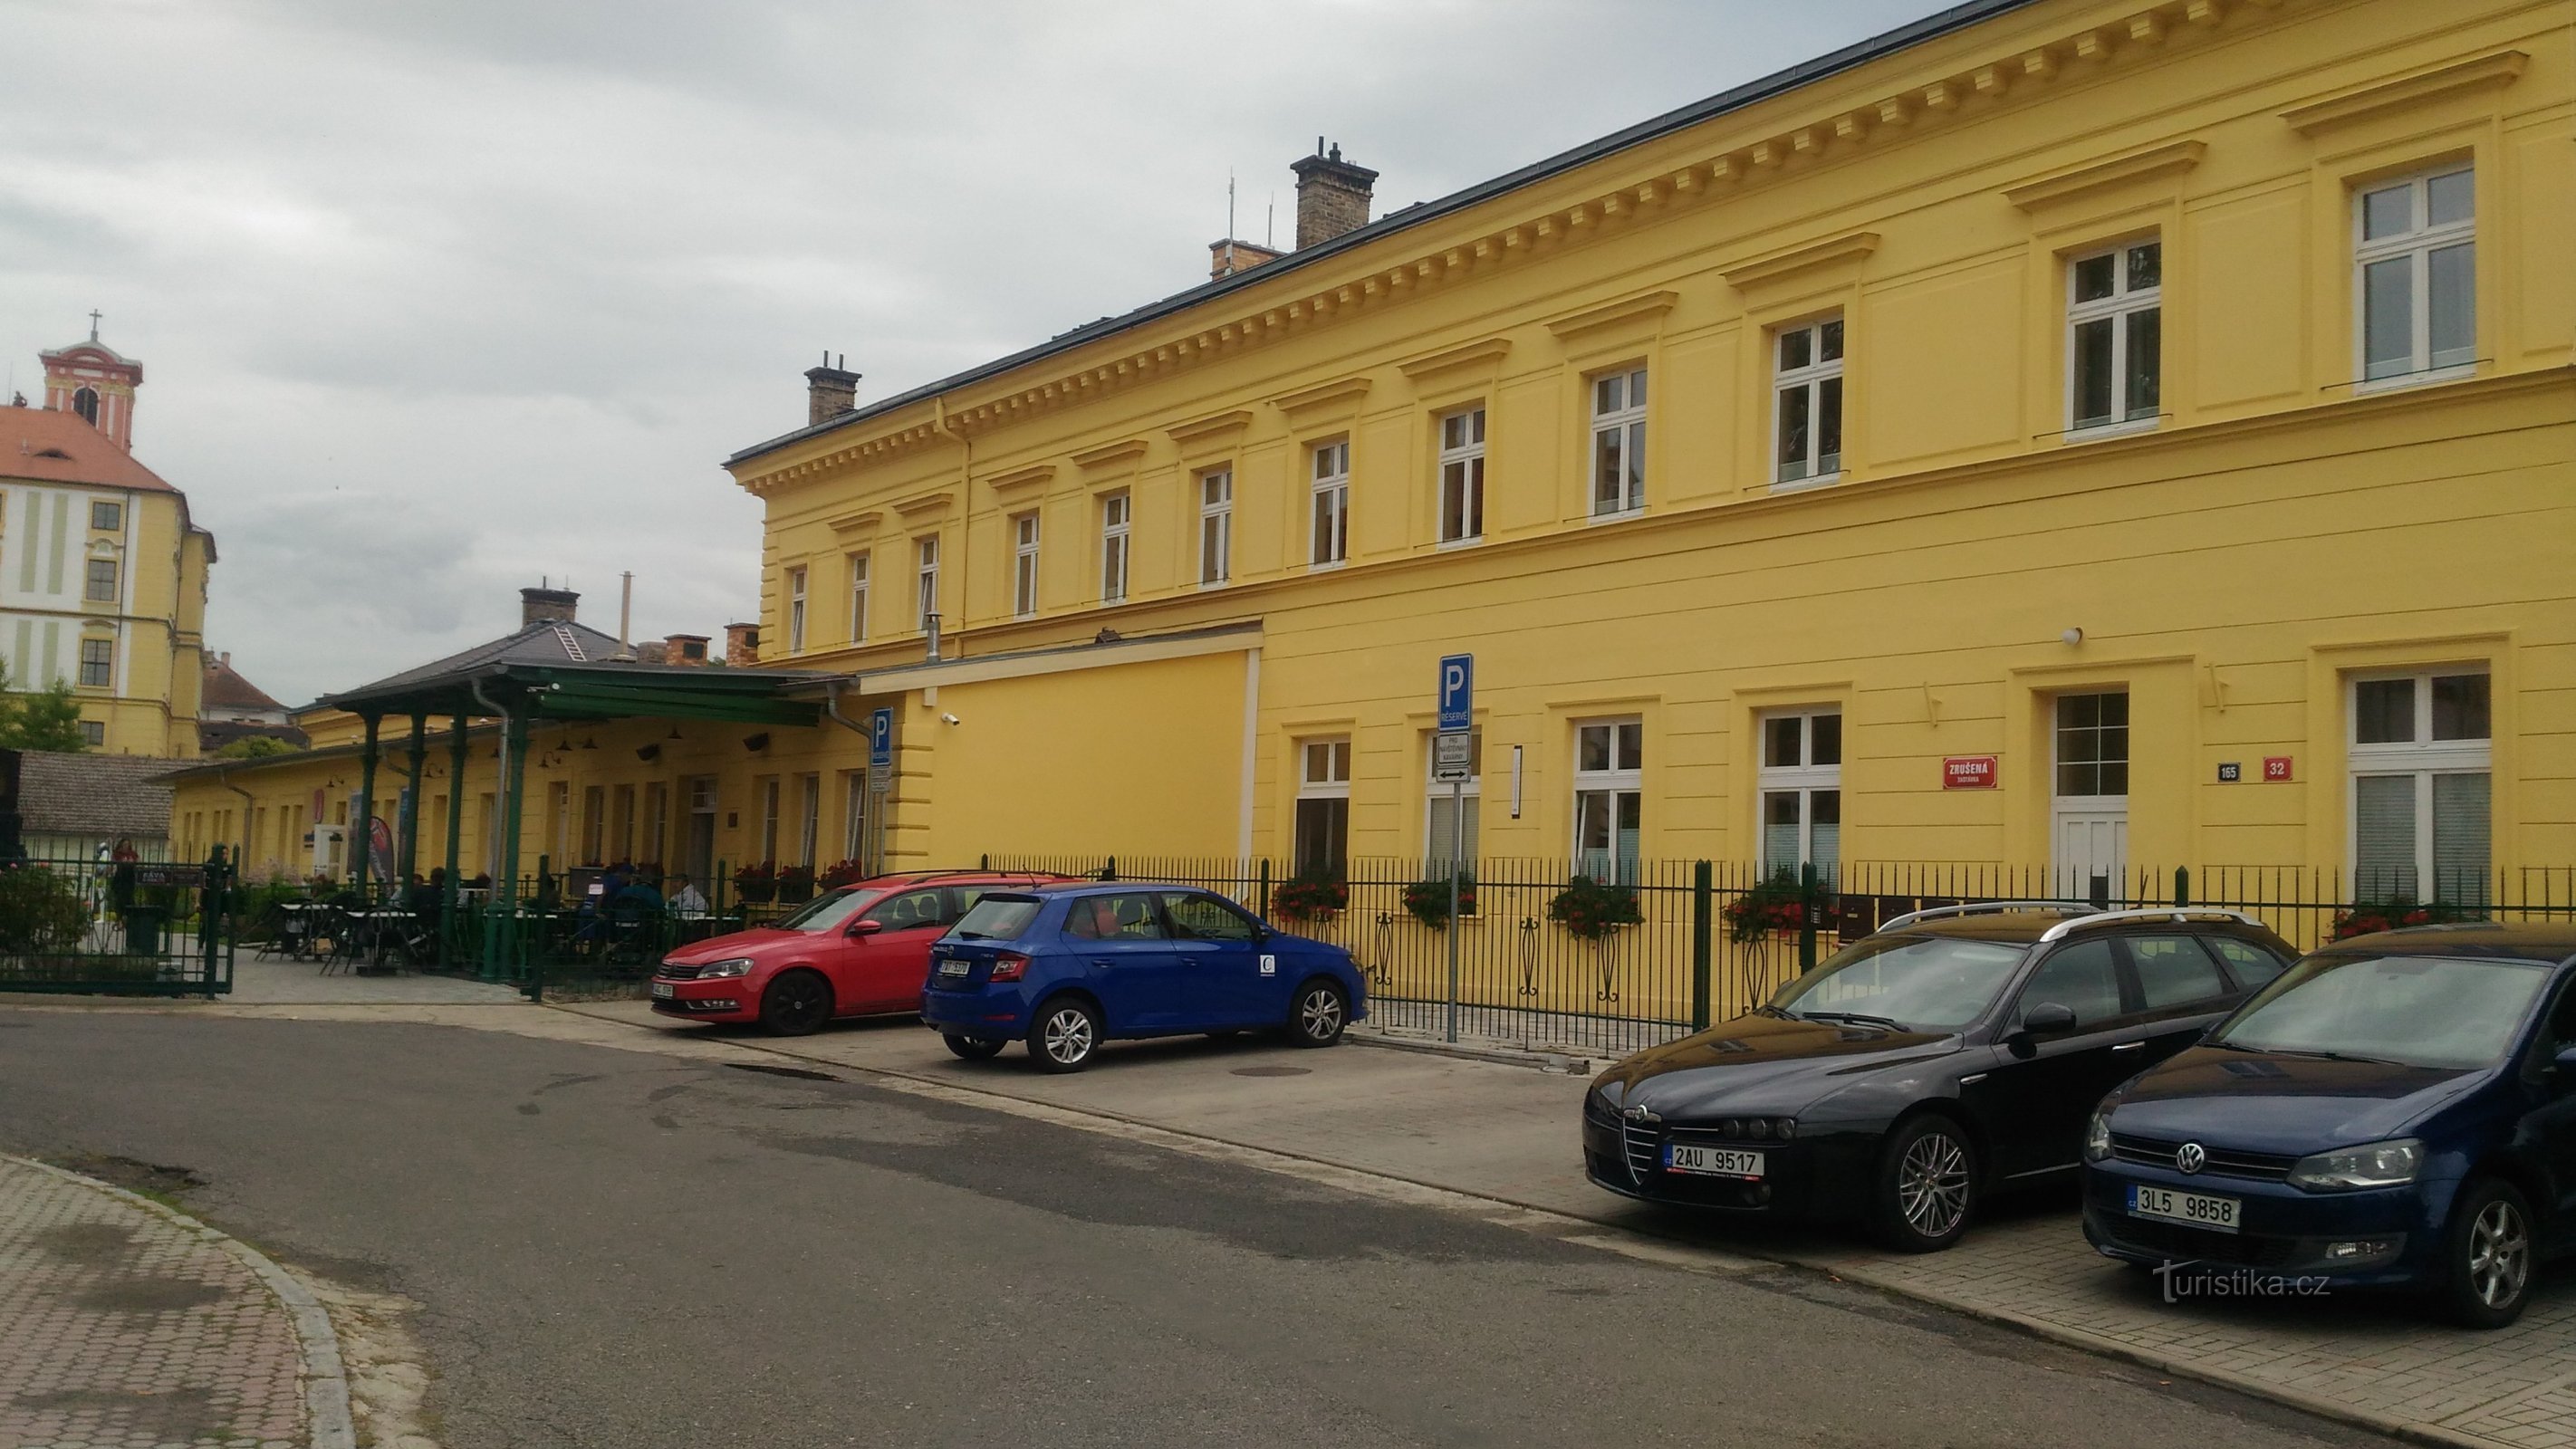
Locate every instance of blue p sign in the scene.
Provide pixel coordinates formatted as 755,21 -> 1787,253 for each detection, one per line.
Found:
1437,654 -> 1474,733
869,706 -> 895,767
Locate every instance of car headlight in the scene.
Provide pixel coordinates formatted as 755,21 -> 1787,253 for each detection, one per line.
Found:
2083,1108 -> 2113,1163
2287,1137 -> 2423,1192
697,957 -> 755,980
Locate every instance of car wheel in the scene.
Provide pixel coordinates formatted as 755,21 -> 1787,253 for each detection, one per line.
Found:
1029,998 -> 1101,1073
1288,980 -> 1347,1048
942,1033 -> 1006,1060
1870,1115 -> 1978,1252
2439,1177 -> 2537,1329
756,971 -> 834,1037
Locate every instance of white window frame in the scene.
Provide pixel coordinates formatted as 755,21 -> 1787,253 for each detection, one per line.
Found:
1197,468 -> 1233,587
2348,667 -> 2492,903
1100,492 -> 1130,604
1772,316 -> 1844,490
1424,731 -> 1481,871
785,566 -> 808,653
1756,708 -> 1842,884
758,777 -> 782,865
1572,718 -> 1643,884
796,773 -> 822,868
1438,408 -> 1485,545
1011,512 -> 1041,619
1309,440 -> 1349,569
847,552 -> 869,643
841,772 -> 868,862
2065,238 -> 2162,437
1293,736 -> 1351,878
915,536 -> 939,633
2353,163 -> 2475,392
1588,369 -> 1647,519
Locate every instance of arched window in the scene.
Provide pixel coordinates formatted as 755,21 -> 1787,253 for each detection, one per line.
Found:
72,387 -> 99,425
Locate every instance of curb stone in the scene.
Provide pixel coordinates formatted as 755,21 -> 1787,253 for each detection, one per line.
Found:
5,1152 -> 359,1449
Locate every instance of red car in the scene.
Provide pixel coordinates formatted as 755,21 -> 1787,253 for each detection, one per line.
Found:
650,871 -> 1070,1036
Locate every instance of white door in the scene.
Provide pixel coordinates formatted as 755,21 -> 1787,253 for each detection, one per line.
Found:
2053,691 -> 2130,904
2053,811 -> 2128,905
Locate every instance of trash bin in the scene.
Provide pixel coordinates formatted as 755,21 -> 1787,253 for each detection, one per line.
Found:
121,906 -> 163,955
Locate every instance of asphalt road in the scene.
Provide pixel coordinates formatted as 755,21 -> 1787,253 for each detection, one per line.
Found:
0,1009 -> 2392,1449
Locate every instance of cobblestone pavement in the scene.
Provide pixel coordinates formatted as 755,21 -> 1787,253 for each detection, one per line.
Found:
0,1156 -> 308,1449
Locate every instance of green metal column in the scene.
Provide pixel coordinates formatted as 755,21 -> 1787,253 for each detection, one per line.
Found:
440,712 -> 468,968
398,714 -> 427,886
485,710 -> 531,982
353,714 -> 380,900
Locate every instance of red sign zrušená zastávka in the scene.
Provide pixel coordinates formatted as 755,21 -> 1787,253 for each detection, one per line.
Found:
1943,756 -> 1997,789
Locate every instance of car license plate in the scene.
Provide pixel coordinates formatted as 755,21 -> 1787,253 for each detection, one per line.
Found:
650,983 -> 674,999
936,959 -> 970,978
2129,1184 -> 2240,1233
1665,1144 -> 1764,1179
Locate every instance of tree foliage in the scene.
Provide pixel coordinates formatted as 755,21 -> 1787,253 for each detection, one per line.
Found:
0,665 -> 89,753
213,734 -> 303,760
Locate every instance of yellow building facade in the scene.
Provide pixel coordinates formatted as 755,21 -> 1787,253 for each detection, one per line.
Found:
174,0 -> 2573,910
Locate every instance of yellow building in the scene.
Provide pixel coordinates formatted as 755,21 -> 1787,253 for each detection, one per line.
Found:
175,0 -> 2573,923
3,331 -> 211,756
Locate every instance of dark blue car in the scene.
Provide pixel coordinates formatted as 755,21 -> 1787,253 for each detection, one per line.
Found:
2083,922 -> 2576,1327
918,884 -> 1368,1072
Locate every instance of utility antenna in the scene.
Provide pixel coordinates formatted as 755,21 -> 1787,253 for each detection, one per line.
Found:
1266,195 -> 1275,249
1227,168 -> 1236,241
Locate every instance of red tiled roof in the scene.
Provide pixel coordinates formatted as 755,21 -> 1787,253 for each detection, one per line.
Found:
203,657 -> 287,713
0,405 -> 176,493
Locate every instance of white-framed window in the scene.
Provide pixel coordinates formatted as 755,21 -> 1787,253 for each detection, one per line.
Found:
785,566 -> 808,652
841,772 -> 868,862
1773,317 -> 1844,487
915,536 -> 939,633
2350,668 -> 2491,905
1309,440 -> 1349,568
2356,164 -> 2475,388
91,499 -> 121,532
1425,731 -> 1481,871
1589,369 -> 1646,517
2067,239 -> 2160,434
1293,737 -> 1350,878
796,773 -> 821,868
758,777 -> 782,865
1758,709 -> 1841,884
1197,469 -> 1233,586
1439,408 -> 1485,543
1011,512 -> 1041,618
78,637 -> 113,688
847,552 -> 870,643
1100,492 -> 1130,604
85,558 -> 119,603
1572,719 -> 1642,883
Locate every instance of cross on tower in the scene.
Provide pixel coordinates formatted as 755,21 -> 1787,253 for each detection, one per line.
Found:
87,310 -> 101,341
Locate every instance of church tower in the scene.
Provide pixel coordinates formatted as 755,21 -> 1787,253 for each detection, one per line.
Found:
39,314 -> 144,450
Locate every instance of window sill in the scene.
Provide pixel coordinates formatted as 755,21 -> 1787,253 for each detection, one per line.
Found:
2352,364 -> 2477,398
1197,579 -> 1231,592
2062,417 -> 2160,445
1307,559 -> 1346,573
1435,535 -> 1484,552
1769,472 -> 1841,495
1587,506 -> 1646,527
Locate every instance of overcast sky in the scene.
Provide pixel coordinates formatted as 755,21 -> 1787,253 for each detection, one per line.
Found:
2,0 -> 1948,706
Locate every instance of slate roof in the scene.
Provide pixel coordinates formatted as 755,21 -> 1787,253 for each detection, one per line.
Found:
1,404 -> 178,493
344,617 -> 632,696
15,750 -> 183,840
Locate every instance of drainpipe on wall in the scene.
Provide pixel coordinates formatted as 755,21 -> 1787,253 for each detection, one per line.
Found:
928,396 -> 969,667
215,765 -> 255,870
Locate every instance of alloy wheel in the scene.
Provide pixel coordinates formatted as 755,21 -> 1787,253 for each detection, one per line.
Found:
1897,1129 -> 1971,1238
1299,986 -> 1343,1042
1043,1007 -> 1095,1066
2468,1199 -> 2532,1310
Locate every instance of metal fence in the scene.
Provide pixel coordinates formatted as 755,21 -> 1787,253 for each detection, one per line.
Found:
0,852 -> 233,996
985,854 -> 2576,1058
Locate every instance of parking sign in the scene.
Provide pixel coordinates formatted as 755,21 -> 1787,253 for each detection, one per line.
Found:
870,707 -> 894,767
1437,654 -> 1474,733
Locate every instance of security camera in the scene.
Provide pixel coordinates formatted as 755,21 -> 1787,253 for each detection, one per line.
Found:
940,712 -> 961,725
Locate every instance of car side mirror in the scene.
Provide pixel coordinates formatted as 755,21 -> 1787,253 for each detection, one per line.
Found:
846,919 -> 882,938
2020,1002 -> 2079,1036
2550,1044 -> 2576,1077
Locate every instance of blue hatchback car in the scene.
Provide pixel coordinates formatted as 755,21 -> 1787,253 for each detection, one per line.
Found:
2083,922 -> 2576,1327
918,883 -> 1369,1072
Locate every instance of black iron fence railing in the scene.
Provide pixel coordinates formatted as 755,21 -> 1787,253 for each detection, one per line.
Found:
0,850 -> 233,996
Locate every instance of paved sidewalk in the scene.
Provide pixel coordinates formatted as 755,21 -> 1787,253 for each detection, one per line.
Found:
0,1155 -> 333,1449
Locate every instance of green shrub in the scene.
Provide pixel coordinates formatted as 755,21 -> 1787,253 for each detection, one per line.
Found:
0,867 -> 91,954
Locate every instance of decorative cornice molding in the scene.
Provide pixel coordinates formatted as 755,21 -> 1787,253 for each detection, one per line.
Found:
983,464 -> 1055,498
1720,231 -> 1880,292
891,490 -> 955,521
1165,409 -> 1255,446
1269,375 -> 1374,417
824,510 -> 885,537
2281,49 -> 2525,135
1397,337 -> 1512,379
1544,290 -> 1680,340
1070,438 -> 1149,470
2004,139 -> 2206,211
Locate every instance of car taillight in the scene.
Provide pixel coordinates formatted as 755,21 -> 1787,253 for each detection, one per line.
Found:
987,953 -> 1031,983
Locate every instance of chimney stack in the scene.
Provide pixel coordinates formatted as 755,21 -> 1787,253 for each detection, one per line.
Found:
723,622 -> 761,667
1291,139 -> 1377,250
805,351 -> 860,427
663,633 -> 710,666
1208,238 -> 1285,280
520,585 -> 580,627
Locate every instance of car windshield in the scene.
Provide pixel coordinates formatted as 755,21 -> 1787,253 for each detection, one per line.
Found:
1769,935 -> 2028,1032
950,896 -> 1043,942
775,888 -> 884,933
2209,953 -> 2552,1070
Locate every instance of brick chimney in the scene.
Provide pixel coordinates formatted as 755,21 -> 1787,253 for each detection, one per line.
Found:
723,622 -> 760,667
663,633 -> 710,666
520,585 -> 579,627
1291,139 -> 1377,250
1208,238 -> 1284,280
805,352 -> 860,427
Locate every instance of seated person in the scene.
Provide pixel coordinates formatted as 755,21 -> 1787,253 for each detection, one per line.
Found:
668,875 -> 708,916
